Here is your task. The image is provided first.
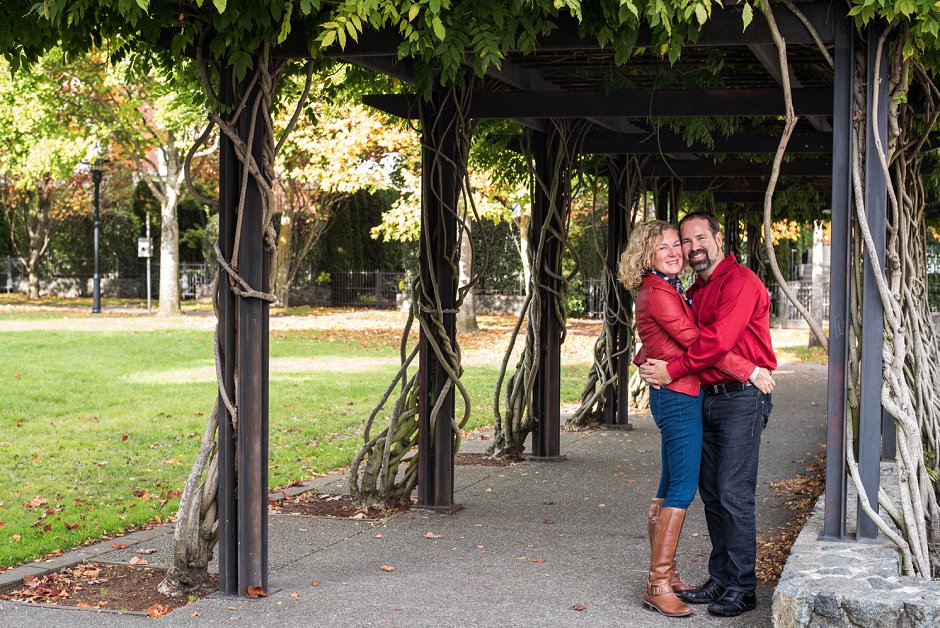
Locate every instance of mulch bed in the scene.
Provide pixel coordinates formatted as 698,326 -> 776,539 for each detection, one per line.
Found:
0,561 -> 218,618
268,492 -> 404,519
756,453 -> 826,582
455,452 -> 519,467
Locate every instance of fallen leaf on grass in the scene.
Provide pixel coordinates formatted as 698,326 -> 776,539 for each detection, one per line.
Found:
162,458 -> 181,465
0,521 -> 4,527
424,532 -> 443,539
12,534 -> 21,541
571,603 -> 587,611
380,565 -> 396,572
23,496 -> 47,509
121,434 -> 128,441
246,585 -> 268,598
64,522 -> 80,530
110,543 -> 128,549
129,556 -> 148,565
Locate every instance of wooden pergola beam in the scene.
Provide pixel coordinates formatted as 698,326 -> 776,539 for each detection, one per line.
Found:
363,88 -> 833,120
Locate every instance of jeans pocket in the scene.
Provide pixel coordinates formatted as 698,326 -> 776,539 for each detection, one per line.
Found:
761,396 -> 774,428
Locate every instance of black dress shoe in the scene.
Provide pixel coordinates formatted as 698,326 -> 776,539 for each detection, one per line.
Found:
707,589 -> 757,617
676,577 -> 724,604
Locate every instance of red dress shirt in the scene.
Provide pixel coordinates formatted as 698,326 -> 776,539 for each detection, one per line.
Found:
665,254 -> 777,385
633,273 -> 756,396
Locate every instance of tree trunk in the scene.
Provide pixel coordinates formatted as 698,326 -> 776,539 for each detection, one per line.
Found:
274,209 -> 293,307
456,222 -> 478,332
26,192 -> 49,299
158,142 -> 181,316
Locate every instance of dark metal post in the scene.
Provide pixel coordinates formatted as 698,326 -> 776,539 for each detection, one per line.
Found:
217,67 -> 239,595
235,67 -> 270,592
91,166 -> 103,313
603,158 -> 633,429
655,181 -> 669,221
531,128 -> 565,458
858,25 -> 888,541
822,13 -> 853,541
417,91 -> 459,507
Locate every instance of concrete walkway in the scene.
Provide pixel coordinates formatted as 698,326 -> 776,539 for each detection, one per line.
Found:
0,360 -> 827,627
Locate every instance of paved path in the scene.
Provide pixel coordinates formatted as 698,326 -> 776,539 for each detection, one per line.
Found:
0,359 -> 827,627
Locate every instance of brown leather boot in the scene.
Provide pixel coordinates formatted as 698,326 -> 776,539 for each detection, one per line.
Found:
647,498 -> 693,593
643,507 -> 694,617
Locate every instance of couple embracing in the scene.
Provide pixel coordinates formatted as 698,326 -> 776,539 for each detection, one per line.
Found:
618,212 -> 777,619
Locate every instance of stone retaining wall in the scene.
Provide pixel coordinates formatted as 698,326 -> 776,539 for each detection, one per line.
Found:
772,462 -> 940,627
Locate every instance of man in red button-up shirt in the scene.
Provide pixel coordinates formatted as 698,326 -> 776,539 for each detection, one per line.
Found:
640,212 -> 776,618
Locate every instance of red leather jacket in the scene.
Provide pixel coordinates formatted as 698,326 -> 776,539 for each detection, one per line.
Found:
633,273 -> 755,396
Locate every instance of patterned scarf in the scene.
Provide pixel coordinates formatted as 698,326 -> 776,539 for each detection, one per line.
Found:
649,269 -> 692,307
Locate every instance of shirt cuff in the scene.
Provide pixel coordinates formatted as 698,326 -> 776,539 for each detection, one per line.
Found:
748,366 -> 761,383
666,359 -> 687,381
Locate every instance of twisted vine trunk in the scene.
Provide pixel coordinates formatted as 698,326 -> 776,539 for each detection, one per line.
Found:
349,88 -> 479,506
490,120 -> 587,457
161,47 -> 309,595
762,2 -> 940,577
569,156 -> 644,428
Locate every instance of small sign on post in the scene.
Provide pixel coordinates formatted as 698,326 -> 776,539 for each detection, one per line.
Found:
138,237 -> 152,258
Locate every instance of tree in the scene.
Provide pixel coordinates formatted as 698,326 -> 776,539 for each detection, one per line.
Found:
273,96 -> 413,306
66,53 -> 213,316
0,56 -> 94,298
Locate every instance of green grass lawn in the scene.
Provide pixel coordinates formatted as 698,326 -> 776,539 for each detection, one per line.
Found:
0,323 -> 589,567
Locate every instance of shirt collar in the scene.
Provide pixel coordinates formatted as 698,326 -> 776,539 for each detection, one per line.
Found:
693,253 -> 736,288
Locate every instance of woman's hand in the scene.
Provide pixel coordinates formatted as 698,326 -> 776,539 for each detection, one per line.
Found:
751,367 -> 775,394
639,358 -> 672,389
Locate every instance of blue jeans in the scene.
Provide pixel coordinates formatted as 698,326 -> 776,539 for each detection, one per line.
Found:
699,386 -> 773,592
649,386 -> 704,510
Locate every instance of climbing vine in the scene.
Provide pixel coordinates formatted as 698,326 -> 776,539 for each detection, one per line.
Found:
348,87 -> 482,505
489,120 -> 590,459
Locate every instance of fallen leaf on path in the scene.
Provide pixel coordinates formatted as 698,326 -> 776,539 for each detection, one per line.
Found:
146,604 -> 170,618
246,585 -> 268,598
290,593 -> 300,598
311,582 -> 321,587
529,558 -> 545,563
76,602 -> 94,608
110,543 -> 128,549
571,603 -> 587,611
424,532 -> 443,539
129,556 -> 148,565
543,518 -> 555,525
380,565 -> 396,572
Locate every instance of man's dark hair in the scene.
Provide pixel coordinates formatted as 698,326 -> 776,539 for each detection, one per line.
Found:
678,211 -> 721,236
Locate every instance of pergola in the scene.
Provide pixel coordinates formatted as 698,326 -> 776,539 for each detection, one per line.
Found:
213,2 -> 899,596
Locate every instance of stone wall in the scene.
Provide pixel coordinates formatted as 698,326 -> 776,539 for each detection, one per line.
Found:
773,463 -> 940,627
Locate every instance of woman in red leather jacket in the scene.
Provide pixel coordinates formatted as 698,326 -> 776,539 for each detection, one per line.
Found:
618,220 -> 758,618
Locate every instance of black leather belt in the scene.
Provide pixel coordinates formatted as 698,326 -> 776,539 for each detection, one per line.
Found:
704,381 -> 752,395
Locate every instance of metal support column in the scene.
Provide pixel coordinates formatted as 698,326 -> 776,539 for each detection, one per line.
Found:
91,167 -> 102,314
858,25 -> 888,541
216,67 -> 239,594
822,14 -> 853,541
216,64 -> 270,594
531,128 -> 565,458
655,181 -> 669,221
417,91 -> 459,507
603,157 -> 633,429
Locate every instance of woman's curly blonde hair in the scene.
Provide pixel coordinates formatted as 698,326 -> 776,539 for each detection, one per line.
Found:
617,220 -> 681,290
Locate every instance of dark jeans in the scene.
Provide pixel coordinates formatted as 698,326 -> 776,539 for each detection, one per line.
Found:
699,386 -> 773,592
649,386 -> 704,510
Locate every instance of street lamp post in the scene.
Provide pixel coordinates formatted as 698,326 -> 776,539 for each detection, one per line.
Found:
90,160 -> 105,314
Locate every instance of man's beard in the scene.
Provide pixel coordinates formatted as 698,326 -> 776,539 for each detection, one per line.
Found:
687,248 -> 712,272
